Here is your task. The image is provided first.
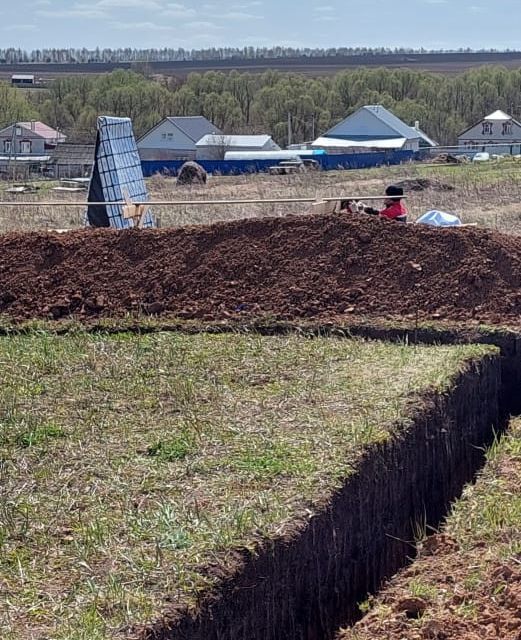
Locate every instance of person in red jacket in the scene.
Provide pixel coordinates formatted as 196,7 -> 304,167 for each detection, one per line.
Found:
364,185 -> 408,222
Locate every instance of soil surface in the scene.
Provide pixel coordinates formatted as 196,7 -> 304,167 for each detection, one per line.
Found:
338,538 -> 521,640
1,212 -> 521,323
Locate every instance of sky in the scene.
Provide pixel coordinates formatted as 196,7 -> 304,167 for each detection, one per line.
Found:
2,0 -> 521,51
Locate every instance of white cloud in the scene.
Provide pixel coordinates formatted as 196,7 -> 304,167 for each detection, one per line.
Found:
314,5 -> 334,11
164,3 -> 197,18
3,23 -> 38,31
185,20 -> 222,29
217,11 -> 262,20
37,4 -> 107,18
97,0 -> 162,8
113,20 -> 174,30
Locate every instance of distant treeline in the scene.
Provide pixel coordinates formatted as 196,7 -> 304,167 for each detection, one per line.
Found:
3,66 -> 521,146
0,46 -> 512,65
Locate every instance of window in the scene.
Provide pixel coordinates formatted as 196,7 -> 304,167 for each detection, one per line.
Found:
502,122 -> 513,135
20,140 -> 32,154
161,133 -> 167,139
15,127 -> 22,136
3,140 -> 12,153
482,122 -> 493,135
167,133 -> 174,138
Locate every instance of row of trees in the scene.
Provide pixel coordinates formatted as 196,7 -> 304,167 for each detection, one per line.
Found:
3,66 -> 521,146
0,47 -> 509,65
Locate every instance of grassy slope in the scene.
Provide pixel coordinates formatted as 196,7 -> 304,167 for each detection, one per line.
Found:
0,331 -> 495,639
339,418 -> 521,639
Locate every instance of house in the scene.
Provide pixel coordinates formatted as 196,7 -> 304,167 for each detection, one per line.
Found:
0,121 -> 65,157
11,74 -> 35,87
137,116 -> 221,161
312,105 -> 437,153
458,110 -> 521,152
195,134 -> 280,160
47,143 -> 94,178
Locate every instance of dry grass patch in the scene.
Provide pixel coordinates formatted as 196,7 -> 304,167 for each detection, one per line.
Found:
0,331 -> 495,639
2,160 -> 521,233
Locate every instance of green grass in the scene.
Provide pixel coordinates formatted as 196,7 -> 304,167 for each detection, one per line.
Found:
0,331 -> 496,639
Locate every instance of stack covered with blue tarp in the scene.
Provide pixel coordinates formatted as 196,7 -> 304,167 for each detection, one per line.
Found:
87,116 -> 155,229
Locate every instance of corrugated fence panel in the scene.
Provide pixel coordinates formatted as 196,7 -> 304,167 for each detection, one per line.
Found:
141,150 -> 414,177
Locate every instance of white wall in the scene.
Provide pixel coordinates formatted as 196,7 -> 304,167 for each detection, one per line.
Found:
137,120 -> 196,154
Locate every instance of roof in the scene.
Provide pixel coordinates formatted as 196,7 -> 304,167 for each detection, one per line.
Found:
485,110 -> 512,121
0,155 -> 50,162
49,144 -> 94,164
12,74 -> 34,80
196,134 -> 273,147
312,136 -> 407,149
458,109 -> 521,137
324,105 -> 437,147
363,105 -> 419,139
166,116 -> 221,142
414,127 -> 438,147
17,122 -> 66,141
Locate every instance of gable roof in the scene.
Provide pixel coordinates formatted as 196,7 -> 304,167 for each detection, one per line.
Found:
458,109 -> 521,137
363,105 -> 419,139
18,121 -> 65,141
196,134 -> 273,147
167,116 -> 221,142
324,105 -> 436,146
485,110 -> 512,121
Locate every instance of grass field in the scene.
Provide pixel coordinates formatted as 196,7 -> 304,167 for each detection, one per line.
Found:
338,417 -> 521,640
2,159 -> 521,235
0,330 -> 494,639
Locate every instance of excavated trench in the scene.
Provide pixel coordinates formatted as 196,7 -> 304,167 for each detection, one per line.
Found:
131,325 -> 521,640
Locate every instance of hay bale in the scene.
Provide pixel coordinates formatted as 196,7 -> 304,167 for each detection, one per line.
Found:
177,161 -> 207,186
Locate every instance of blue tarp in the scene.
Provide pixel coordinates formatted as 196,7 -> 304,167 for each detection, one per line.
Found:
87,116 -> 155,229
141,150 -> 414,177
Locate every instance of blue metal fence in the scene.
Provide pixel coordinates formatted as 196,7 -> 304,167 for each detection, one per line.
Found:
141,150 -> 414,177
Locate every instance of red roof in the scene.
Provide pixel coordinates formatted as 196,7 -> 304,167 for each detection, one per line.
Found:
18,121 -> 66,142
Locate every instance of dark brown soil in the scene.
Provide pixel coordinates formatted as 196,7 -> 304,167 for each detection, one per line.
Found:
1,212 -> 521,323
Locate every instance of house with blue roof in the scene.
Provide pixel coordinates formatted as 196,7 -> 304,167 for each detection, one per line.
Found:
312,105 -> 437,152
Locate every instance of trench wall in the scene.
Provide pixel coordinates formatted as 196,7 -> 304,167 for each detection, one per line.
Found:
141,352 -> 502,640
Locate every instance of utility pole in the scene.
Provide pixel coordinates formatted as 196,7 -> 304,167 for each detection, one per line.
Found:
287,112 -> 292,147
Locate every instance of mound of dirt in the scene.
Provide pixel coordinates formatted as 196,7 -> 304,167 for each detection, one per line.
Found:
430,153 -> 468,165
1,212 -> 521,323
394,178 -> 454,192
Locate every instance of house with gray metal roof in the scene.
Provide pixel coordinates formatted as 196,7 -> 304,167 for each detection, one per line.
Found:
313,105 -> 436,152
195,134 -> 280,160
137,116 -> 222,161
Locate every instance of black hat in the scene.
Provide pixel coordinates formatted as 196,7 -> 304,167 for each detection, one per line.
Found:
385,185 -> 404,198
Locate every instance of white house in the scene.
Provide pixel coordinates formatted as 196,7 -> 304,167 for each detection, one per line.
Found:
458,110 -> 521,152
195,134 -> 280,160
137,116 -> 221,161
312,105 -> 437,153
